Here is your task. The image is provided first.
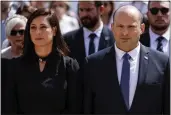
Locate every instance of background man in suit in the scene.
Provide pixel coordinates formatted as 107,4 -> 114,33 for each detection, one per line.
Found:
140,1 -> 170,55
63,1 -> 114,68
82,5 -> 169,114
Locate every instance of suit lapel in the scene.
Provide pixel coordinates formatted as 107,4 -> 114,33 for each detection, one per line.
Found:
137,44 -> 149,85
98,26 -> 111,51
130,44 -> 149,111
105,46 -> 119,86
105,46 -> 128,111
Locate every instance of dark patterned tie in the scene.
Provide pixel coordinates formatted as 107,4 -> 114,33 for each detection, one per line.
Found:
120,53 -> 131,110
88,33 -> 96,55
156,36 -> 164,52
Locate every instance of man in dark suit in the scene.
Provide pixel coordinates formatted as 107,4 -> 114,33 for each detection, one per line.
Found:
63,1 -> 114,68
140,1 -> 170,55
82,5 -> 170,114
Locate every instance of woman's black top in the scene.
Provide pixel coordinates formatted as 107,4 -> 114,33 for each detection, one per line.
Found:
2,51 -> 79,114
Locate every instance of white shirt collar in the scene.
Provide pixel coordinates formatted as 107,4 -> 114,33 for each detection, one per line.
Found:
149,26 -> 170,44
83,20 -> 103,39
115,42 -> 141,61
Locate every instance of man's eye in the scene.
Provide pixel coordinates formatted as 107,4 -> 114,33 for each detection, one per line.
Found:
117,25 -> 123,28
79,8 -> 83,12
129,26 -> 134,28
41,26 -> 47,29
86,8 -> 92,12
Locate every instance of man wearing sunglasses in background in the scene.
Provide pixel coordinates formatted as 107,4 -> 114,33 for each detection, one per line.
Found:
140,1 -> 170,55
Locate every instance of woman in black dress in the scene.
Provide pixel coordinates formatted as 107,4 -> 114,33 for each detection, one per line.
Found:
3,8 -> 79,114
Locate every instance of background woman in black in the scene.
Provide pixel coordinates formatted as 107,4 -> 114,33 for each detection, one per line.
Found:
3,8 -> 79,114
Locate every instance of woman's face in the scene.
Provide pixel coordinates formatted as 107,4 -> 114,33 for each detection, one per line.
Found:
8,23 -> 25,48
30,16 -> 56,47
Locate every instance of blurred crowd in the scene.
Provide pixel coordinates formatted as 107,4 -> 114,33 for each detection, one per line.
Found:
1,1 -> 149,49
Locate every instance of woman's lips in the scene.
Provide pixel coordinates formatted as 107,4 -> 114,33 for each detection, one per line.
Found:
35,38 -> 44,40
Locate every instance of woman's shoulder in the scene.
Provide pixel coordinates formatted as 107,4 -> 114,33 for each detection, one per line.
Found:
9,56 -> 27,68
63,56 -> 80,72
1,46 -> 12,59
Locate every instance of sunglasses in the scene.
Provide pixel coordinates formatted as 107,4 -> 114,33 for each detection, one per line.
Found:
10,30 -> 25,36
150,7 -> 169,15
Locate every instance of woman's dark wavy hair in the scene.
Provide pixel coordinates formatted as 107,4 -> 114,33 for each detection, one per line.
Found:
22,8 -> 69,59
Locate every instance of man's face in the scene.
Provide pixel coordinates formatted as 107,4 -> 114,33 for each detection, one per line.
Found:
78,2 -> 100,29
147,2 -> 170,31
2,1 -> 10,19
112,11 -> 145,52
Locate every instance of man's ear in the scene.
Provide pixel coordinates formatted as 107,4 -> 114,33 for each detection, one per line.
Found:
100,5 -> 104,12
99,5 -> 104,15
146,11 -> 150,19
140,23 -> 145,34
111,23 -> 113,29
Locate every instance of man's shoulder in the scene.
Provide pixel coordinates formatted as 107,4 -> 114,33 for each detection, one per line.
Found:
140,31 -> 150,39
63,28 -> 83,40
63,56 -> 80,72
147,46 -> 169,63
87,46 -> 112,61
140,31 -> 150,46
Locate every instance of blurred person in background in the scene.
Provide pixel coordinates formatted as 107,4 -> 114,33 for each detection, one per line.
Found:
1,1 -> 11,45
50,1 -> 79,35
1,14 -> 27,59
140,1 -> 170,55
1,1 -> 31,49
16,3 -> 37,19
63,1 -> 114,69
30,1 -> 50,9
101,1 -> 115,29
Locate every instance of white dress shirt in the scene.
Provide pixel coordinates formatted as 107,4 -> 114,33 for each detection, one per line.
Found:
83,21 -> 103,57
149,27 -> 170,55
115,42 -> 140,108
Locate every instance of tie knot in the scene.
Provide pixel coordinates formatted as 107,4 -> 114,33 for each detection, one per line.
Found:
89,33 -> 97,39
157,36 -> 165,42
123,53 -> 131,60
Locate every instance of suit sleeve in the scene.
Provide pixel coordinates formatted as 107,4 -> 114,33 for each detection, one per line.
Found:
82,58 -> 94,114
65,57 -> 80,113
163,58 -> 170,114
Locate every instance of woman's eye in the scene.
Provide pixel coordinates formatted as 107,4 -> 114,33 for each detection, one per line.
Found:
30,26 -> 36,29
